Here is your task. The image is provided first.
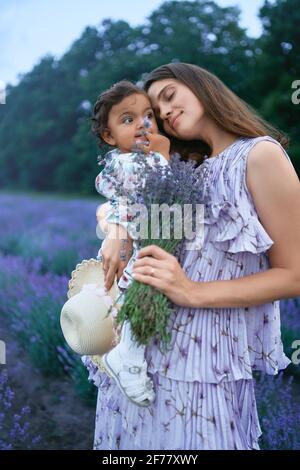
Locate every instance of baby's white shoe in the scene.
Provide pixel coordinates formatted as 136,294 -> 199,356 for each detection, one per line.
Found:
102,346 -> 155,407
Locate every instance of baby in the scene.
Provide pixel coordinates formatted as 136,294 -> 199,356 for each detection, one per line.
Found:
91,80 -> 171,407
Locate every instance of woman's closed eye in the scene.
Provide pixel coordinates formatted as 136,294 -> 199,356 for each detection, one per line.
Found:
153,91 -> 175,120
166,92 -> 174,101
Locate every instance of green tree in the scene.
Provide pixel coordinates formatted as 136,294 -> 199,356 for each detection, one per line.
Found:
253,0 -> 300,172
1,0 -> 297,194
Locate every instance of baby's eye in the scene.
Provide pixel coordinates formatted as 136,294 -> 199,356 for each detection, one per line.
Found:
122,116 -> 133,124
146,112 -> 154,119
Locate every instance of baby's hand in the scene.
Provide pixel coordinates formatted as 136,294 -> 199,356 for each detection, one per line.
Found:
136,131 -> 170,161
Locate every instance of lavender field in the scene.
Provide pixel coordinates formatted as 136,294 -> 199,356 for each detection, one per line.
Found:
0,192 -> 299,450
0,192 -> 102,449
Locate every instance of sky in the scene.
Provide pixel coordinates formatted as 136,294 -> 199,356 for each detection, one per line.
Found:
0,0 -> 269,87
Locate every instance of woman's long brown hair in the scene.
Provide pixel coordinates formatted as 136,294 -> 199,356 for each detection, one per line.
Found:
143,63 -> 288,165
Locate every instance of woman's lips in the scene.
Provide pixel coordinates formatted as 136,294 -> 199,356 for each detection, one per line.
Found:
172,112 -> 182,128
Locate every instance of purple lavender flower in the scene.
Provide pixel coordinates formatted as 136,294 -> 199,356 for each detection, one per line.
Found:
0,369 -> 41,449
255,371 -> 300,449
143,115 -> 152,129
0,193 -> 100,276
116,152 -> 205,349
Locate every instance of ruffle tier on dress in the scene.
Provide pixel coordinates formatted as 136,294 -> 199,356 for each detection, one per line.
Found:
82,355 -> 262,450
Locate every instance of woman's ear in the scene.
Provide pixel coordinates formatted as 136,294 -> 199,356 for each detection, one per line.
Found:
101,128 -> 116,146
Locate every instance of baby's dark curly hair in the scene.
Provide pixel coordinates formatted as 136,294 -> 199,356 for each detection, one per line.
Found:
90,80 -> 150,150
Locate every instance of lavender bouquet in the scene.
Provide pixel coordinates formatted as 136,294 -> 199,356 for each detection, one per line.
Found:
111,141 -> 205,352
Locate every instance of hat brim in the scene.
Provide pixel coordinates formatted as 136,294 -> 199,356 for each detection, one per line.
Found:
67,258 -> 118,301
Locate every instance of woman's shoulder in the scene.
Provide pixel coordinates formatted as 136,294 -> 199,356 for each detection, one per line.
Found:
211,135 -> 293,186
232,135 -> 291,166
245,136 -> 292,168
237,136 -> 294,201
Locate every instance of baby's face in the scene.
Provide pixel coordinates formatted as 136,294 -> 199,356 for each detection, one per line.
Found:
102,93 -> 159,153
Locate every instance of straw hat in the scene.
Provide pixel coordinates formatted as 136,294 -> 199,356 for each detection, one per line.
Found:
60,258 -> 121,356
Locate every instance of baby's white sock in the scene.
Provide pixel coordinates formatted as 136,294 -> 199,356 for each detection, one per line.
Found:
116,320 -> 145,365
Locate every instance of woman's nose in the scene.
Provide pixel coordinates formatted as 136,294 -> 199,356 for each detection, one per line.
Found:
160,105 -> 172,121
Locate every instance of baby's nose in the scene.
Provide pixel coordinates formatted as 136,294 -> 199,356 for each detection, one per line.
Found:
137,117 -> 145,127
136,129 -> 149,137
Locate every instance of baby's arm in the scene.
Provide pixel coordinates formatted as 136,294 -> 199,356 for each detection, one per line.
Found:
96,201 -> 113,236
95,152 -> 150,240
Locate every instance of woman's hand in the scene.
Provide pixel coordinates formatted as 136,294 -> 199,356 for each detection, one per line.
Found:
132,245 -> 195,307
101,224 -> 133,290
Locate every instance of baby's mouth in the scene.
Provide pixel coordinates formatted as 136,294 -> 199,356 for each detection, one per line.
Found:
134,139 -> 149,146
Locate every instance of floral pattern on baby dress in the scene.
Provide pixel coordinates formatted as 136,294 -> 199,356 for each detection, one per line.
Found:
95,148 -> 170,299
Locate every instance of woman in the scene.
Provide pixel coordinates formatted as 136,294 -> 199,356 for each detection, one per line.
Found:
84,63 -> 300,450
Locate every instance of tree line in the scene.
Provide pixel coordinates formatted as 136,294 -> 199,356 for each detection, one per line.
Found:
0,0 -> 299,195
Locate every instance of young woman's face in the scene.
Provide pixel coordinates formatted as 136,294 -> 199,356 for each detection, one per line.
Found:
147,79 -> 205,140
102,93 -> 158,153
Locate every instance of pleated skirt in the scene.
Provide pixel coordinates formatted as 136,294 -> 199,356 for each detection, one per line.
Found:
84,358 -> 262,450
